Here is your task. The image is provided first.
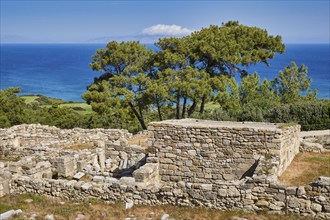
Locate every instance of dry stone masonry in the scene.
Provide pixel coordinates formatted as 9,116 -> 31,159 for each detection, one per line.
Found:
148,119 -> 300,182
1,120 -> 330,219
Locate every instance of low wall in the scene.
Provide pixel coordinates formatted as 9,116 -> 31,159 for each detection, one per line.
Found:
148,119 -> 300,182
0,124 -> 131,149
10,174 -> 330,219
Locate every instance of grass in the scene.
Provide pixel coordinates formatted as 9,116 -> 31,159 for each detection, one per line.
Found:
279,152 -> 330,186
20,95 -> 39,104
277,122 -> 298,129
0,194 -> 312,220
21,95 -> 93,115
59,103 -> 93,113
61,143 -> 94,150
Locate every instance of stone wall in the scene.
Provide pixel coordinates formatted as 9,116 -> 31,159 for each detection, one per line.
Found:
300,130 -> 330,153
9,174 -> 330,219
148,119 -> 300,182
1,121 -> 330,218
0,124 -> 131,150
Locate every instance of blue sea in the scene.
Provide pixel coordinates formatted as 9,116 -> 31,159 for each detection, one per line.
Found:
0,44 -> 329,101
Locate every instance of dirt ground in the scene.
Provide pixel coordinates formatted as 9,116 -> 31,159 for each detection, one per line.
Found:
279,152 -> 330,186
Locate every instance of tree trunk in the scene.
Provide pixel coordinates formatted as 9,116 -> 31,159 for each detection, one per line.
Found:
156,98 -> 163,121
200,96 -> 206,113
128,102 -> 147,130
176,91 -> 180,119
181,96 -> 187,119
188,99 -> 197,118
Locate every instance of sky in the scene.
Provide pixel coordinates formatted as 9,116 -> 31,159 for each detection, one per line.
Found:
1,0 -> 329,44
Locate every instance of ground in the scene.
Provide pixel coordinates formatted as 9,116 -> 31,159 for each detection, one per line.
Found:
279,152 -> 330,186
20,95 -> 218,116
0,194 -> 312,220
21,95 -> 92,115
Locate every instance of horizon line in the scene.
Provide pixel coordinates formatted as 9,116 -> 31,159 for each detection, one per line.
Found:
1,42 -> 329,45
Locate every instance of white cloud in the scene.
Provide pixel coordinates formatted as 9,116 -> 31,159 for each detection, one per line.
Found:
142,24 -> 193,36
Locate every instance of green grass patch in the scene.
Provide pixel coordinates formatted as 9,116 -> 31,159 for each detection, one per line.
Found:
59,103 -> 92,112
20,95 -> 39,104
40,102 -> 93,115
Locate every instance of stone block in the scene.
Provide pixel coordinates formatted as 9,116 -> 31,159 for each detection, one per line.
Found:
92,176 -> 105,182
73,172 -> 85,180
0,209 -> 23,220
133,163 -> 159,184
311,203 -> 322,212
81,182 -> 93,191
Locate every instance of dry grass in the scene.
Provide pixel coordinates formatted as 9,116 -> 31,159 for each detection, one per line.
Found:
0,194 -> 312,220
279,152 -> 330,186
127,135 -> 148,148
61,143 -> 95,151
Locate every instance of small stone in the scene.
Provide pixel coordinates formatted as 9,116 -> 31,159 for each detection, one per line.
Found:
125,200 -> 134,209
178,181 -> 185,188
311,203 -> 322,212
297,186 -> 306,196
73,172 -> 85,180
231,217 -> 248,220
25,198 -> 33,203
318,195 -> 326,202
92,176 -> 104,182
45,214 -> 55,220
161,213 -> 169,220
75,213 -> 86,220
187,150 -> 196,156
255,200 -> 269,207
201,184 -> 212,191
81,182 -> 93,191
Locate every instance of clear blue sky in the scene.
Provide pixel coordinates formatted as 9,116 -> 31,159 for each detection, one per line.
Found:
1,0 -> 329,44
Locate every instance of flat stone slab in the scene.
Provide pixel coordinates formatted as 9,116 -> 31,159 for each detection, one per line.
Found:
0,209 -> 23,220
149,119 -> 281,131
92,176 -> 105,182
300,130 -> 330,138
73,172 -> 85,180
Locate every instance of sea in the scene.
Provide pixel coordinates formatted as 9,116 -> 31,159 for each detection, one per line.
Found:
0,44 -> 329,102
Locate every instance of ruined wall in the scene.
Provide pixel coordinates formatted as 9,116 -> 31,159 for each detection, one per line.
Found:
2,121 -> 330,218
148,119 -> 300,182
9,174 -> 330,219
0,124 -> 146,179
0,124 -> 131,150
300,130 -> 330,153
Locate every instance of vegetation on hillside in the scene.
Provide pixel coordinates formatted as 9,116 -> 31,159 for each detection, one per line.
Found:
0,21 -> 329,132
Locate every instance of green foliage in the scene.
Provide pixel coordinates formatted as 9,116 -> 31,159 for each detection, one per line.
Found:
271,62 -> 317,103
214,75 -> 240,115
83,41 -> 153,130
84,21 -> 286,128
266,101 -> 330,131
190,21 -> 285,76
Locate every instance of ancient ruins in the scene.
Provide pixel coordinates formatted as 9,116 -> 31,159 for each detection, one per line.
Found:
0,119 -> 329,218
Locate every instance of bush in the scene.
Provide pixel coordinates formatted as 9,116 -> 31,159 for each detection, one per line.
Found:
265,100 -> 330,131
